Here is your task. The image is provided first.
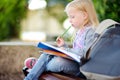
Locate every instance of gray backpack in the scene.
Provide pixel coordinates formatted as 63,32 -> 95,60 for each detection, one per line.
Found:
80,19 -> 120,80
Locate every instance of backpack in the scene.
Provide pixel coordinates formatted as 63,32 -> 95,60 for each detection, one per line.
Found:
80,19 -> 120,80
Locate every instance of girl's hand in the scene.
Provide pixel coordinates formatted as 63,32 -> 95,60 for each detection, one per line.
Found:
56,36 -> 65,47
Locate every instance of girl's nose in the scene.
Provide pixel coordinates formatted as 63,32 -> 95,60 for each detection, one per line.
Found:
69,19 -> 72,23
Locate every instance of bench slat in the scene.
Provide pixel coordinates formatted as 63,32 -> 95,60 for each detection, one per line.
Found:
40,72 -> 84,80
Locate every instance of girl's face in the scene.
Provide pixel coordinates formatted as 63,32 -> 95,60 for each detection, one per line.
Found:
66,7 -> 87,29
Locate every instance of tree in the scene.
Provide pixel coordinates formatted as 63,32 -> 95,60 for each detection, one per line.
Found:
93,0 -> 120,22
0,0 -> 27,41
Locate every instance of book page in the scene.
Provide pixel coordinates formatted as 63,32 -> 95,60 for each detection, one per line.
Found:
37,42 -> 80,62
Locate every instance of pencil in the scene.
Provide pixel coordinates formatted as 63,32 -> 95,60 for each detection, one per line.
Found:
60,26 -> 71,37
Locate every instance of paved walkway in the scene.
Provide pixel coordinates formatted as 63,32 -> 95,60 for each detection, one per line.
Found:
0,41 -> 56,46
0,42 -> 37,46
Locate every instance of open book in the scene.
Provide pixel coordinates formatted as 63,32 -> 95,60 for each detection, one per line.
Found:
37,42 -> 80,62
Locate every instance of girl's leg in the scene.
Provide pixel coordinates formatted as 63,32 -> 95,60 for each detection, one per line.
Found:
24,53 -> 53,80
46,56 -> 80,76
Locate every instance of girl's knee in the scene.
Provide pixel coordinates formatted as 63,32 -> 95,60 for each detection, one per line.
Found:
46,57 -> 79,72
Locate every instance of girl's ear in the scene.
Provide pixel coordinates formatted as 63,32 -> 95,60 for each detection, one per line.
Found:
83,11 -> 88,19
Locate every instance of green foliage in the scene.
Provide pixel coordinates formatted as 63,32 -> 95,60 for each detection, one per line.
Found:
105,0 -> 120,22
0,0 -> 27,41
93,0 -> 120,22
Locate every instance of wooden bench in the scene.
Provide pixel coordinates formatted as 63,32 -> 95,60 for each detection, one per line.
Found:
23,66 -> 85,80
40,72 -> 84,80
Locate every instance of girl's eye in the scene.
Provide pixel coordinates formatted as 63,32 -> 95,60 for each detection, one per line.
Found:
70,16 -> 74,19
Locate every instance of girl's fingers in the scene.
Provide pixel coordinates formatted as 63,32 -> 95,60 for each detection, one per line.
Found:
56,36 -> 62,42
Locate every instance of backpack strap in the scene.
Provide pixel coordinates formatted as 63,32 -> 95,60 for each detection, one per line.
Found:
84,19 -> 119,60
95,19 -> 118,34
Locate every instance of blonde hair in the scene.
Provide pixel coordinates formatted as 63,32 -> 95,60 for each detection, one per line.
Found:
65,0 -> 99,28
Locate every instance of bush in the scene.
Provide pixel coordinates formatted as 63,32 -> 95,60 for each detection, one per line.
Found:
93,0 -> 120,22
0,0 -> 27,41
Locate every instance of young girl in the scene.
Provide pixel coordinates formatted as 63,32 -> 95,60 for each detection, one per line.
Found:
24,0 -> 99,80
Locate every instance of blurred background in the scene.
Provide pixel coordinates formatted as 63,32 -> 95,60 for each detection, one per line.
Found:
0,0 -> 120,42
0,0 -> 120,80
